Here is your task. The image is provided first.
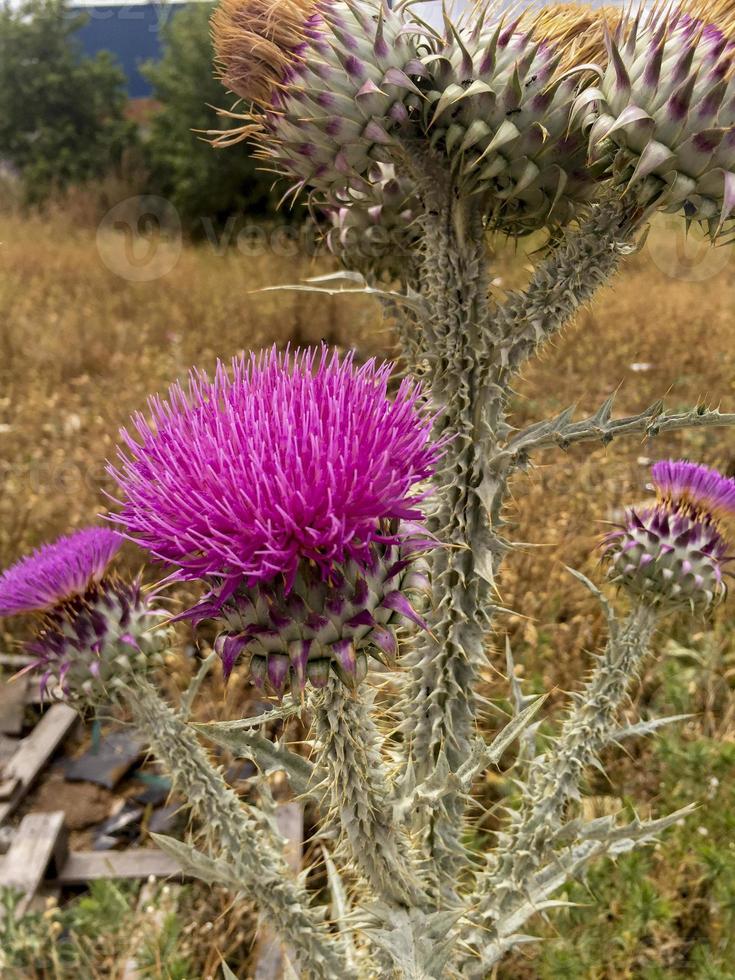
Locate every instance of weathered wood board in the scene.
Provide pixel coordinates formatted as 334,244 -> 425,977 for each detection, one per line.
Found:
0,703 -> 77,824
0,810 -> 68,918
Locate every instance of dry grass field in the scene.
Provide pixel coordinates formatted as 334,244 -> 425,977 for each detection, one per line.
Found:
1,207 -> 735,977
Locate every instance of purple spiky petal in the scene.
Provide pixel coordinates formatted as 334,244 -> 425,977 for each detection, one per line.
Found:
652,459 -> 735,517
110,347 -> 440,594
0,528 -> 122,617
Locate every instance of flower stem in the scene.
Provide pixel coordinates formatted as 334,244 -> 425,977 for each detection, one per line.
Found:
125,676 -> 350,980
313,677 -> 427,908
471,604 -> 658,934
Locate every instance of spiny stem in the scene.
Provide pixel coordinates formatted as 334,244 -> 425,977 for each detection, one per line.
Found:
471,604 -> 658,935
126,676 -> 350,980
490,198 -> 640,379
399,178 -> 503,897
313,676 -> 427,908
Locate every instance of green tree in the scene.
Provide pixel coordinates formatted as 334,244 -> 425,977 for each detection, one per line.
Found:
143,3 -> 276,234
0,0 -> 135,203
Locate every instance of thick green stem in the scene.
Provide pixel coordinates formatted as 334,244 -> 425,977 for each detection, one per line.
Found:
400,180 -> 504,897
470,604 -> 658,940
313,677 -> 427,908
126,677 -> 349,980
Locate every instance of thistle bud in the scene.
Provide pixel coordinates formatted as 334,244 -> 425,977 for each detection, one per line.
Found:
579,2 -> 735,239
604,460 -> 735,610
419,3 -> 608,232
0,529 -> 169,703
323,164 -> 421,282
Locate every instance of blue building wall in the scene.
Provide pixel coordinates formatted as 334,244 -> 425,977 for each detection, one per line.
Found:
71,3 -> 192,98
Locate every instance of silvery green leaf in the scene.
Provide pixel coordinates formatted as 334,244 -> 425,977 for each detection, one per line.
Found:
321,847 -> 358,969
149,833 -> 235,887
457,693 -> 548,790
181,651 -> 219,718
194,702 -> 303,731
193,723 -> 315,799
564,566 -> 617,631
367,908 -> 461,979
611,714 -> 693,742
256,280 -> 426,312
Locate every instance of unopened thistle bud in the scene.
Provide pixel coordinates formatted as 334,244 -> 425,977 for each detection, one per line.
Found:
420,2 -> 608,232
0,529 -> 169,702
323,163 -> 421,282
604,460 -> 735,610
109,347 -> 441,696
211,0 -> 424,196
579,1 -> 735,239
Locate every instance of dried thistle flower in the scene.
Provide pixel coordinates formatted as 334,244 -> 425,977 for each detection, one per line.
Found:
110,347 -> 440,694
211,0 -> 424,196
604,460 -> 735,609
0,529 -> 168,701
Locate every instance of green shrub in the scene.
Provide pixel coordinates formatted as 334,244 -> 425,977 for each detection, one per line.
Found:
0,0 -> 135,204
143,3 -> 277,236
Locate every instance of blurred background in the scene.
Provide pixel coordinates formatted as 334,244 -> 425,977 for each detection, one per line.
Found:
1,1 -> 734,977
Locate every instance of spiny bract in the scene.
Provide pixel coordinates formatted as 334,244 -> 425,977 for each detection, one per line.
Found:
29,578 -> 169,703
419,2 -> 607,232
192,525 -> 431,695
579,1 -> 735,239
322,162 -> 422,281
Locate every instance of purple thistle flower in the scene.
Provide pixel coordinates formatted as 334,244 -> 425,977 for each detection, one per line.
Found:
0,528 -> 169,703
109,346 -> 439,695
604,460 -> 735,610
651,459 -> 735,520
0,528 -> 122,617
108,346 -> 440,593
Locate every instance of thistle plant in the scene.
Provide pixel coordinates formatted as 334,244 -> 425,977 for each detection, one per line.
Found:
5,0 -> 735,976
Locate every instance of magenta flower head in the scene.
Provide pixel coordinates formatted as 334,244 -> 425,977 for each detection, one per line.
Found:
0,528 -> 122,617
110,346 -> 440,695
604,460 -> 735,610
0,528 -> 168,703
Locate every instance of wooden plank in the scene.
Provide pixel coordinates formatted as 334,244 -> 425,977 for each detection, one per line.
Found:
57,848 -> 184,885
0,811 -> 68,918
0,677 -> 29,735
0,703 -> 77,825
254,803 -> 304,980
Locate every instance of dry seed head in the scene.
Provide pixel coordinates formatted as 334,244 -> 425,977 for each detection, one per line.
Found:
212,0 -> 317,105
525,3 -> 622,67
